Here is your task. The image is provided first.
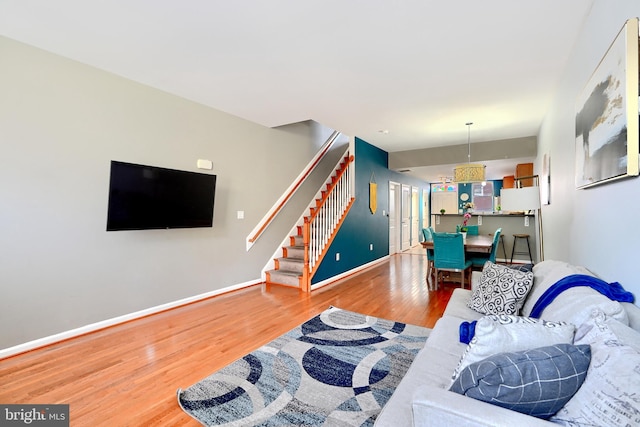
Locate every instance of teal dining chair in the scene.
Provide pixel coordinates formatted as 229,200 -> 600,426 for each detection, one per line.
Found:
470,228 -> 502,269
432,232 -> 473,289
456,224 -> 479,235
422,227 -> 435,281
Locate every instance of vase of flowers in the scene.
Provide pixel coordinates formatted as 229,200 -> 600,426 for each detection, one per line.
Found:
460,212 -> 472,240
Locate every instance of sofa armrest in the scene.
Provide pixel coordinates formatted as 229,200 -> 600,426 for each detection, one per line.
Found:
411,385 -> 554,427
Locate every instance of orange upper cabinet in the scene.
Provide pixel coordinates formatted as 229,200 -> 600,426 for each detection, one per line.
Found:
516,163 -> 534,187
503,175 -> 515,188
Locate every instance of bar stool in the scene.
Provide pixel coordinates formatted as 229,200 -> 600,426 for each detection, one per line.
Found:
510,234 -> 533,264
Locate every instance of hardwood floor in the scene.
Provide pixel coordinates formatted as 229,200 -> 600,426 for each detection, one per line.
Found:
0,248 -> 456,426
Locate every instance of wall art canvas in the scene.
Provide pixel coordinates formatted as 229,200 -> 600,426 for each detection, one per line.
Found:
541,153 -> 550,205
575,18 -> 639,189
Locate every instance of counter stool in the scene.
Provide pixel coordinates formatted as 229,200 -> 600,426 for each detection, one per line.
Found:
510,234 -> 533,264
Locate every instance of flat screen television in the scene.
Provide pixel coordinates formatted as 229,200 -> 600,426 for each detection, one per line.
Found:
106,161 -> 216,231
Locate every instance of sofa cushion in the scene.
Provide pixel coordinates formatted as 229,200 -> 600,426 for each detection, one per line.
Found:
426,315 -> 474,357
623,301 -> 640,332
550,309 -> 640,426
521,260 -> 595,317
520,260 -> 630,328
538,292 -> 628,329
450,344 -> 591,419
451,315 -> 575,381
442,288 -> 485,320
467,262 -> 533,315
375,336 -> 465,426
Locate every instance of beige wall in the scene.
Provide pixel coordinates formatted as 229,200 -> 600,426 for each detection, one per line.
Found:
537,0 -> 640,299
0,37 -> 329,350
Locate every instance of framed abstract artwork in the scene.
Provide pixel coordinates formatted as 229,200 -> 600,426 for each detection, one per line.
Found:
541,153 -> 550,205
575,18 -> 639,189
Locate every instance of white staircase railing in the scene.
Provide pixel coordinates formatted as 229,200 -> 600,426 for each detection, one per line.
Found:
302,154 -> 355,291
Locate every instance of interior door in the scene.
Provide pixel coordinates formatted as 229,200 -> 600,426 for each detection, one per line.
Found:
422,188 -> 429,229
401,184 -> 411,251
388,182 -> 400,254
411,186 -> 419,246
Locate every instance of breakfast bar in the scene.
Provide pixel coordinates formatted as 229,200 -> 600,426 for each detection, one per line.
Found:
429,213 -> 538,263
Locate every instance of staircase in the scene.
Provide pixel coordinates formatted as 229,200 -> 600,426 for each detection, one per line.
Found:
265,154 -> 354,291
265,227 -> 305,287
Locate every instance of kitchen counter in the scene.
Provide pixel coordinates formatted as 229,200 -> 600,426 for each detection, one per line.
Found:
430,212 -> 538,263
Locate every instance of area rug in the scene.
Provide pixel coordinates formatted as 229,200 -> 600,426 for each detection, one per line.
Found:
177,306 -> 430,426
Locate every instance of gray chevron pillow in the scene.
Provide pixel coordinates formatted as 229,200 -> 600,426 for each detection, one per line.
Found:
450,344 -> 591,419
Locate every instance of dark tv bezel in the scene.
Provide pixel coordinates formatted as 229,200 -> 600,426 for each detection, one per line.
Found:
106,161 -> 216,231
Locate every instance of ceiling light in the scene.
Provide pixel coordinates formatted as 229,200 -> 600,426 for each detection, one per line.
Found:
454,122 -> 486,182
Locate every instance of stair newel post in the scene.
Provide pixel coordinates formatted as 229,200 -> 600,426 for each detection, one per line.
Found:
302,218 -> 311,292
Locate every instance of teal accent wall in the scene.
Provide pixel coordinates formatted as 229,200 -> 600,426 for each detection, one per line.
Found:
312,137 -> 430,284
457,183 -> 472,214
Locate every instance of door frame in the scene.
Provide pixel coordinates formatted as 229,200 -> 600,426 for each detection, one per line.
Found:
388,181 -> 401,255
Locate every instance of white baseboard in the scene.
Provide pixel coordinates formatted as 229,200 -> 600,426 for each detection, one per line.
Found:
0,279 -> 261,360
2,258 -> 395,359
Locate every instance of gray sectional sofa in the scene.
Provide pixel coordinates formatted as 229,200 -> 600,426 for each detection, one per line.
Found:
375,260 -> 640,427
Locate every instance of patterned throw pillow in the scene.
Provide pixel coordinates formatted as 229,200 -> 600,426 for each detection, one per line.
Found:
550,310 -> 640,426
452,315 -> 575,381
450,344 -> 591,419
467,261 -> 534,315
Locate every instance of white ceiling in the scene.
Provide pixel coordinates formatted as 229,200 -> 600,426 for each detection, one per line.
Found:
0,0 -> 595,181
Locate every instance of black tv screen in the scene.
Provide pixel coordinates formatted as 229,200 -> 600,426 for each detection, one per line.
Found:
106,161 -> 216,231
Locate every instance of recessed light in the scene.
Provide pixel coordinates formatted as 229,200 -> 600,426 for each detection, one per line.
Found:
378,129 -> 390,134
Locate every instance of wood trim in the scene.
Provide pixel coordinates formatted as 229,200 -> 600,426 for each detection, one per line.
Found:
308,155 -> 354,221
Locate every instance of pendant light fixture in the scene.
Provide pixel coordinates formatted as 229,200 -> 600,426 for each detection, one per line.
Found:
454,122 -> 486,182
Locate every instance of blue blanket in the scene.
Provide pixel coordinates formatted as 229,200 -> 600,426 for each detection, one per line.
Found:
529,274 -> 635,319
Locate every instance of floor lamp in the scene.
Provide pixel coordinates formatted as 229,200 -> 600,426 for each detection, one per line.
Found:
500,176 -> 544,262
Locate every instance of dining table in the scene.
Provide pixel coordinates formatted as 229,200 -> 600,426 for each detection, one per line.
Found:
420,234 -> 493,254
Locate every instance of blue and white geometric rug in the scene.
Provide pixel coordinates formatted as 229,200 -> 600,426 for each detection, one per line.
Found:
177,306 -> 430,426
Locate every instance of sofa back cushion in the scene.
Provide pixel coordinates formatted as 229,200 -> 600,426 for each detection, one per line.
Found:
520,260 -> 630,328
536,288 -> 628,328
521,260 -> 595,317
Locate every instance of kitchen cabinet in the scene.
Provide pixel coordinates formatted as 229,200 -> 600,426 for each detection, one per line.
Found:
516,163 -> 534,187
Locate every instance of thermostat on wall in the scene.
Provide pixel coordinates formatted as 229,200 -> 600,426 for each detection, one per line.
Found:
197,159 -> 213,170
